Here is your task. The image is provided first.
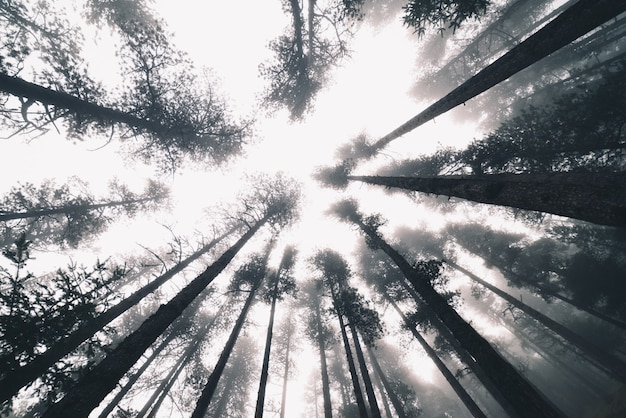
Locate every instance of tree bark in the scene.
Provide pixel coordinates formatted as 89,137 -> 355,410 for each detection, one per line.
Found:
347,173 -> 626,227
348,323 -> 382,418
0,227 -> 235,404
386,295 -> 486,418
446,260 -> 626,384
191,241 -> 273,418
41,218 -> 267,417
337,311 -> 368,418
369,0 -> 626,153
351,218 -> 564,418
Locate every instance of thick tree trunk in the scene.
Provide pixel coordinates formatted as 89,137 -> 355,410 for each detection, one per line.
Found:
347,173 -> 626,227
352,219 -> 564,418
0,197 -> 154,221
447,260 -> 626,383
366,346 -> 408,418
279,318 -> 293,418
191,242 -> 272,418
369,0 -> 626,153
348,323 -> 382,418
337,311 -> 368,418
386,295 -> 486,418
0,227 -> 235,404
41,219 -> 267,417
314,292 -> 334,418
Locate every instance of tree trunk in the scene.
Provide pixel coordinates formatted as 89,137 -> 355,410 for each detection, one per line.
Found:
386,295 -> 486,418
367,0 -> 626,153
347,173 -> 626,227
279,318 -> 293,418
314,291 -> 334,418
0,197 -> 155,221
446,260 -> 626,384
0,73 -> 189,140
41,218 -> 267,417
0,226 -> 235,404
337,311 -> 368,418
351,218 -> 564,418
255,276 -> 280,418
366,346 -> 408,418
191,241 -> 272,418
348,323 -> 382,418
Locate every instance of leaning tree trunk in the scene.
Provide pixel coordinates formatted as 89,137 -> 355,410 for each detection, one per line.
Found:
348,323 -> 382,418
367,0 -> 626,154
336,309 -> 368,418
41,218 -> 268,417
347,173 -> 626,227
0,226 -> 235,404
191,243 -> 272,418
314,289 -> 334,418
0,197 -> 155,221
350,217 -> 563,418
385,295 -> 487,418
366,346 -> 408,418
446,260 -> 626,384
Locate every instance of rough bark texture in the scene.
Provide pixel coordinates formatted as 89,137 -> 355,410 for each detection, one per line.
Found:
41,220 -> 266,417
370,0 -> 626,152
386,296 -> 486,418
348,173 -> 626,227
353,219 -> 564,418
447,260 -> 626,384
0,228 -> 233,404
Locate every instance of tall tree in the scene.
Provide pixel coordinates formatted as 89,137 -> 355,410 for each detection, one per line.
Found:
338,0 -> 626,160
0,225 -> 235,405
345,172 -> 626,227
331,200 -> 564,418
191,243 -> 275,418
0,178 -> 169,247
312,249 -> 371,418
255,245 -> 297,418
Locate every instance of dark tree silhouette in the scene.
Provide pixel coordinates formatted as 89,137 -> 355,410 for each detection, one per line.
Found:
346,172 -> 626,227
331,200 -> 564,418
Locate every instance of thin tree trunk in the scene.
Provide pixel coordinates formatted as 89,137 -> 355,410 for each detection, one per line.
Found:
315,290 -> 333,418
41,218 -> 268,417
386,295 -> 486,418
366,346 -> 407,418
0,197 -> 155,221
255,275 -> 280,418
347,173 -> 626,227
191,241 -> 273,418
140,300 -> 227,418
446,260 -> 626,383
0,226 -> 236,404
352,218 -> 563,418
337,312 -> 368,418
279,318 -> 293,418
367,0 -> 626,154
348,323 -> 382,418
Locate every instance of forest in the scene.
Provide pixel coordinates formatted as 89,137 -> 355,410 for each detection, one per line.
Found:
0,0 -> 625,417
